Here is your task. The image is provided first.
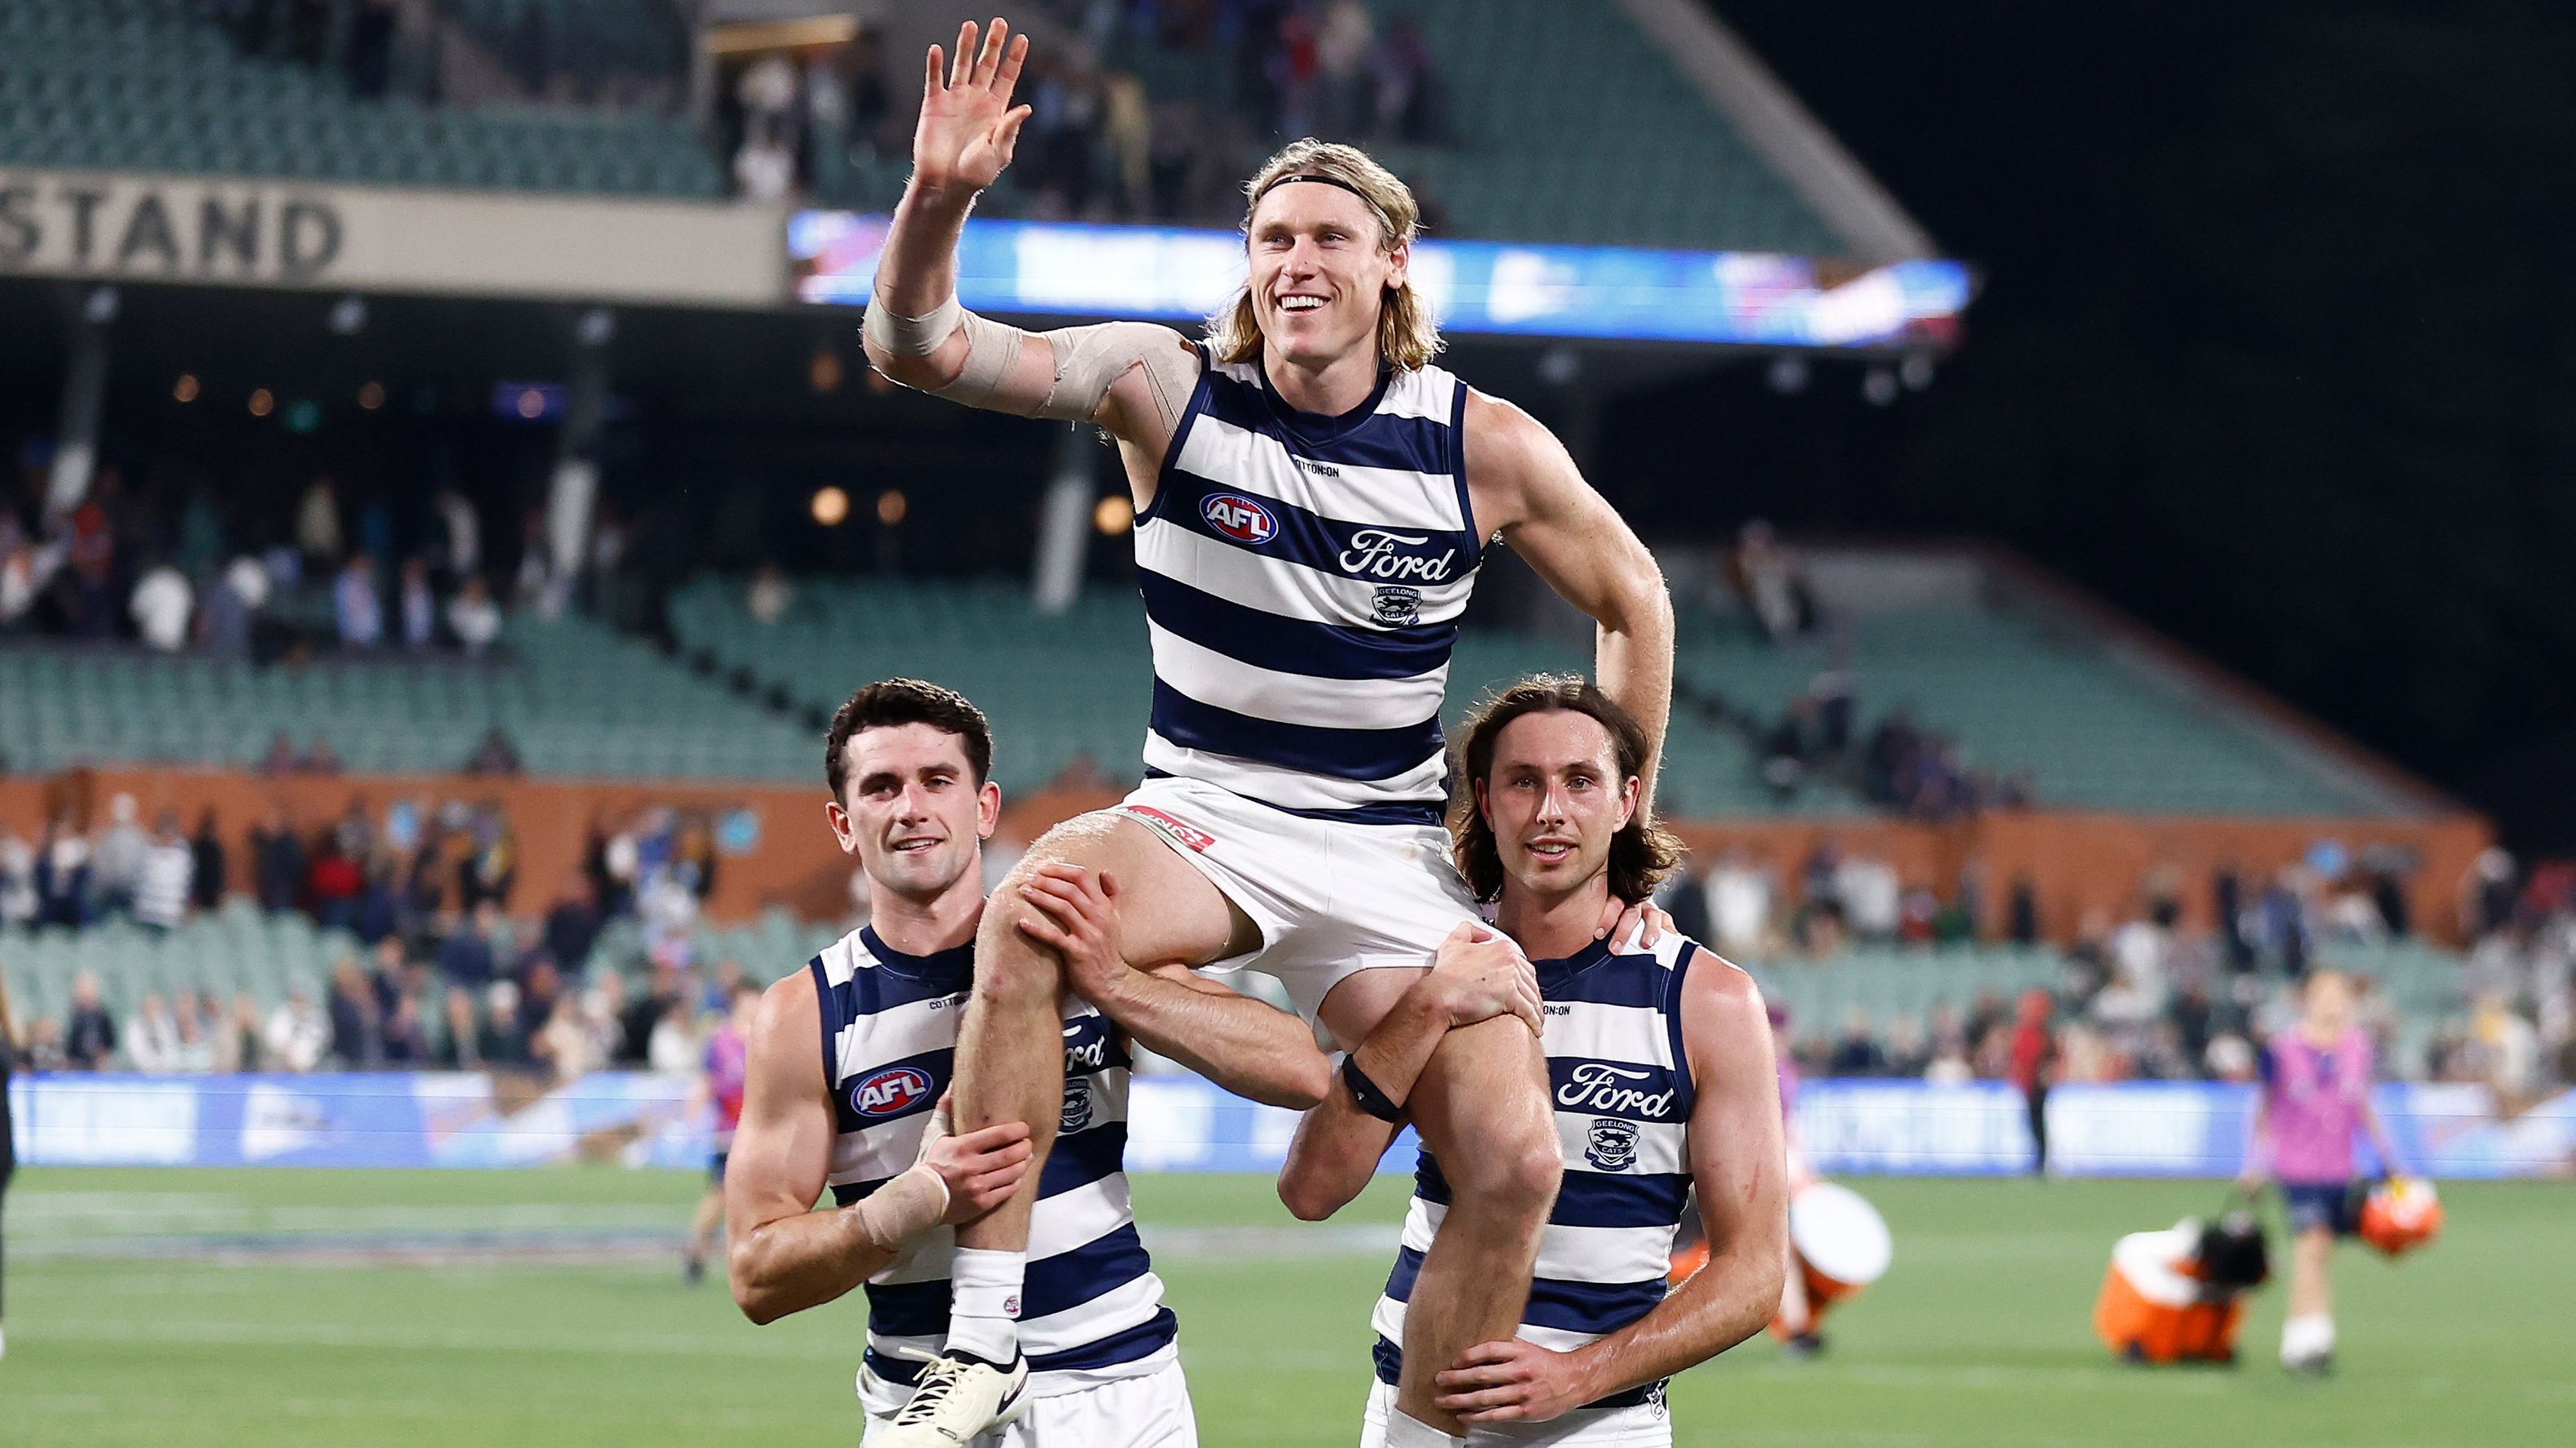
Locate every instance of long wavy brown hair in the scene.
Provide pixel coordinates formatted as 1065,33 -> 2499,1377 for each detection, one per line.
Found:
1203,139 -> 1444,373
1449,675 -> 1685,906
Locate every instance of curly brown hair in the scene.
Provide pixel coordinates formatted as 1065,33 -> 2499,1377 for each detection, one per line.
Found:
1449,675 -> 1684,905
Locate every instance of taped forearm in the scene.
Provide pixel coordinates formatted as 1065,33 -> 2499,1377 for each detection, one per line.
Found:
852,1163 -> 948,1251
864,296 -> 1197,426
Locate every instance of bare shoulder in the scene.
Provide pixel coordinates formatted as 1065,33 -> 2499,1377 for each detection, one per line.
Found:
748,968 -> 824,1081
1462,387 -> 1584,532
1678,946 -> 1770,1058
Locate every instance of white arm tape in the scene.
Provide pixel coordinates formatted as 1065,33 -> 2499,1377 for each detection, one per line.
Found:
861,290 -> 963,358
852,1163 -> 948,1253
1026,320 -> 1201,426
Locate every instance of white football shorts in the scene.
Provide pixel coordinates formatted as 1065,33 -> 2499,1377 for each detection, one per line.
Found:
1114,773 -> 1484,1024
1360,1379 -> 1671,1448
863,1361 -> 1196,1448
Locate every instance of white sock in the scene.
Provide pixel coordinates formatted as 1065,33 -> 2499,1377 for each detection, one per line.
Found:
1383,1409 -> 1465,1448
2280,1312 -> 2335,1363
948,1248 -> 1025,1363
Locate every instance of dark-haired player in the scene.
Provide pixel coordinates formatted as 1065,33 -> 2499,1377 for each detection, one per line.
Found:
723,679 -> 1326,1444
1279,677 -> 1787,1445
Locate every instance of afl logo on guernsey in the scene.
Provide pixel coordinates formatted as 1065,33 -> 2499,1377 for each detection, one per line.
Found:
849,1065 -> 932,1119
1201,492 -> 1279,545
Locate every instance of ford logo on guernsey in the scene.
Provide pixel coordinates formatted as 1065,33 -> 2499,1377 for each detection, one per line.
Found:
849,1065 -> 933,1119
1201,492 -> 1279,545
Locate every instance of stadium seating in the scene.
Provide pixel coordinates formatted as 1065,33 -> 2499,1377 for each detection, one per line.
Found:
0,0 -> 723,198
7,897 -> 2463,1072
1679,603 -> 2389,814
0,613 -> 814,782
0,896 -> 843,1034
665,575 -> 1844,815
1092,0 -> 1840,253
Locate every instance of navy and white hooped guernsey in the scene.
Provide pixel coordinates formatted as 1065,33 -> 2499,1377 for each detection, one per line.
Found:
1371,933 -> 1706,1409
809,925 -> 1177,1408
1137,354 -> 1481,826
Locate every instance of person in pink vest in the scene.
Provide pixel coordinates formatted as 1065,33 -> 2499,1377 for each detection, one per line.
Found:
2240,969 -> 2407,1374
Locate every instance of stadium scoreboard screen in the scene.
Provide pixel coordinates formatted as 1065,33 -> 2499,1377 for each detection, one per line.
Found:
789,211 -> 1972,351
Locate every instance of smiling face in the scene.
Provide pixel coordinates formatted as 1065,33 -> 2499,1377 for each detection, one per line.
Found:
825,721 -> 999,907
1246,180 -> 1406,372
1474,708 -> 1641,907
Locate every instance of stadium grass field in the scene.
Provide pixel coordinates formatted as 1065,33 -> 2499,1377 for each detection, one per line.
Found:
2,1169 -> 2565,1446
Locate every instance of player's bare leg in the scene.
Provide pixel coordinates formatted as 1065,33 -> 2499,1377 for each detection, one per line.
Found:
945,814 -> 1251,1353
1324,972 -> 1561,1437
683,1184 -> 723,1284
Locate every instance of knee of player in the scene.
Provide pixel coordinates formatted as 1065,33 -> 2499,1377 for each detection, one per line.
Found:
1454,1125 -> 1562,1215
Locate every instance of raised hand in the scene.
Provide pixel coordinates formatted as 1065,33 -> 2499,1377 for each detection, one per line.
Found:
913,18 -> 1032,198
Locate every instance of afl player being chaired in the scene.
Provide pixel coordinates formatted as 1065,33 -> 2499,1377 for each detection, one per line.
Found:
863,20 -> 1675,1446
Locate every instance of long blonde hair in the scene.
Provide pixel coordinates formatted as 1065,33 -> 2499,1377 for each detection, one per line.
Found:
1205,139 -> 1444,373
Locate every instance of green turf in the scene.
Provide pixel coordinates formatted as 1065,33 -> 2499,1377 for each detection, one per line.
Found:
2,1170 -> 2565,1446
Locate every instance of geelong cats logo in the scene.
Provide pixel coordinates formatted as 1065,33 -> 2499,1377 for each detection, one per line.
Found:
1585,1116 -> 1641,1172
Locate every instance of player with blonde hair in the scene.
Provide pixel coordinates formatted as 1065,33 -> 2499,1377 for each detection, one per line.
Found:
861,20 -> 1675,1447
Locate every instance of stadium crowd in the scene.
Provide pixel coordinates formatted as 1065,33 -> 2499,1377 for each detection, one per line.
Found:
1661,843 -> 2574,1097
0,791 -> 744,1083
1,460 -> 558,665
730,1 -> 1451,223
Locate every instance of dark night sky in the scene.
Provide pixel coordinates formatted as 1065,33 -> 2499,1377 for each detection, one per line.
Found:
1632,1 -> 2576,846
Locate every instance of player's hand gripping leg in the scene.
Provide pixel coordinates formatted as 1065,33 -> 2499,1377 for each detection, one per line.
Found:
1393,1014 -> 1562,1438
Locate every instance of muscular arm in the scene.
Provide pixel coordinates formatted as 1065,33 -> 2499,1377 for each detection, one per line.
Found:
723,970 -> 893,1324
1438,957 -> 1787,1423
1016,864 -> 1328,1110
1279,925 -> 1541,1221
725,970 -> 1033,1325
860,19 -> 1195,470
1465,393 -> 1675,811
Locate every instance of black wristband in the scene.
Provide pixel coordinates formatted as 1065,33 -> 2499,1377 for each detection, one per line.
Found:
1341,1054 -> 1404,1123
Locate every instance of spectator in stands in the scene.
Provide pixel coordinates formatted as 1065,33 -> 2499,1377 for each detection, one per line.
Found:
0,529 -> 63,635
457,809 -> 517,910
134,811 -> 194,932
346,0 -> 397,99
64,971 -> 118,1070
745,564 -> 792,626
1829,1009 -> 1886,1076
334,555 -> 383,649
1375,16 -> 1448,144
189,809 -> 226,915
397,559 -> 436,650
170,991 -> 219,1074
1314,0 -> 1376,136
1731,520 -> 1816,643
448,576 -> 502,656
126,992 -> 181,1074
1862,708 -> 1921,808
440,900 -> 503,988
33,819 -> 92,929
251,803 -> 304,913
1836,849 -> 1904,943
305,834 -> 363,932
130,558 -> 193,651
464,726 -> 523,777
302,736 -> 344,777
1761,694 -> 1821,802
0,822 -> 33,927
438,989 -> 483,1070
259,730 -> 299,777
327,956 -> 381,1068
264,981 -> 330,1072
381,990 -> 428,1067
2007,874 -> 2041,947
543,881 -> 603,977
296,478 -> 343,570
91,794 -> 148,920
